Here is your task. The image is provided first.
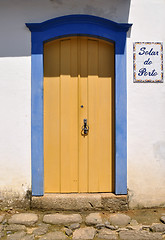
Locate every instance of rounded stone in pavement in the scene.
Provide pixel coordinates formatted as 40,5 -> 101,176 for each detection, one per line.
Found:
109,214 -> 131,227
65,228 -> 73,236
8,213 -> 38,226
43,213 -> 82,225
7,231 -> 26,240
119,230 -> 162,240
5,224 -> 27,231
85,213 -> 102,226
72,227 -> 96,239
33,225 -> 49,236
97,228 -> 118,239
69,223 -> 80,230
39,231 -> 68,240
150,223 -> 165,232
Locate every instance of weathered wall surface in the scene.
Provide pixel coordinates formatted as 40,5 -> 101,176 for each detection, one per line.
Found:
0,0 -> 165,208
127,0 -> 165,208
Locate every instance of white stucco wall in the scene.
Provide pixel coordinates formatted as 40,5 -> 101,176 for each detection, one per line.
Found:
0,0 -> 165,208
127,0 -> 165,208
0,57 -> 31,200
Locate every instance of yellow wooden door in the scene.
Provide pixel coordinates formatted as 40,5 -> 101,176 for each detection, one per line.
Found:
44,36 -> 114,193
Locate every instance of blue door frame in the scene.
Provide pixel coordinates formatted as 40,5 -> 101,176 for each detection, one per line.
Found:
26,15 -> 132,196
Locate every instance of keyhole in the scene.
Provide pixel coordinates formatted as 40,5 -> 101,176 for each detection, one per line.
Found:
80,105 -> 84,108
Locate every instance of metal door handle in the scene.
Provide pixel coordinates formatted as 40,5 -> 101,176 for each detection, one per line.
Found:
81,119 -> 89,136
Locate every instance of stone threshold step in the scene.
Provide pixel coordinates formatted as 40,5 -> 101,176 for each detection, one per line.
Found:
31,193 -> 128,211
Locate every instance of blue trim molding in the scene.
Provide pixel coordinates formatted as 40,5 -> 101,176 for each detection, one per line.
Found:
26,15 -> 132,196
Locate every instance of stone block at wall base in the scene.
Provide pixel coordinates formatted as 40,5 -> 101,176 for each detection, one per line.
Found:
31,193 -> 128,212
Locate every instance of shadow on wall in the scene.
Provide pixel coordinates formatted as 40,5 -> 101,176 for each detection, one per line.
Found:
0,0 -> 131,57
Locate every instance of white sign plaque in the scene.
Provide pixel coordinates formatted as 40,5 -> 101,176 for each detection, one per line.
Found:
133,42 -> 163,83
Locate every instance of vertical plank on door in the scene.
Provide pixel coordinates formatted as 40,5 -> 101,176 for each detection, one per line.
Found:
88,39 -> 100,192
98,40 -> 114,191
70,37 -> 79,192
78,37 -> 88,192
44,40 -> 60,192
60,38 -> 78,192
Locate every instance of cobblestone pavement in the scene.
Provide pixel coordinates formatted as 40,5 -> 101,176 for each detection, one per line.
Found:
0,208 -> 165,239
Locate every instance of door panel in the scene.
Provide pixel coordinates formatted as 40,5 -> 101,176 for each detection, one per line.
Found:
44,36 -> 114,193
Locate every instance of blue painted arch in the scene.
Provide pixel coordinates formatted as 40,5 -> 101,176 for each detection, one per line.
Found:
26,15 -> 132,196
